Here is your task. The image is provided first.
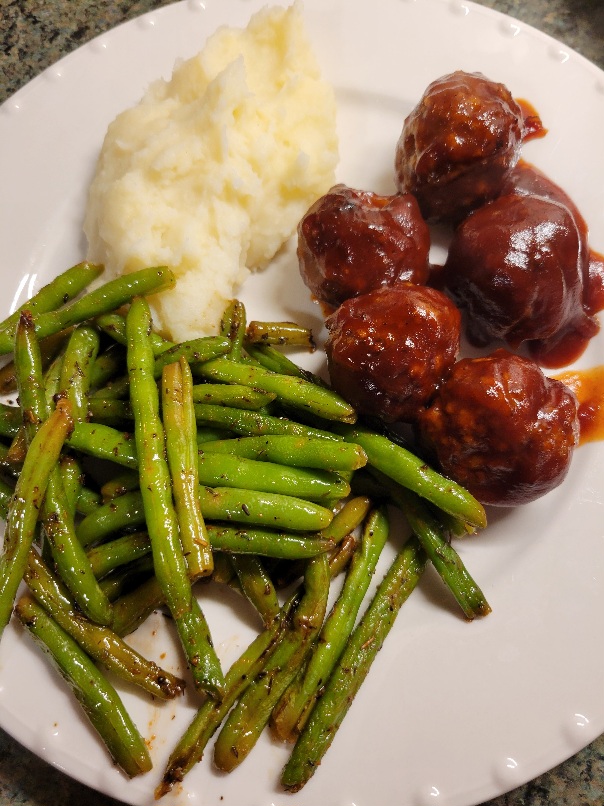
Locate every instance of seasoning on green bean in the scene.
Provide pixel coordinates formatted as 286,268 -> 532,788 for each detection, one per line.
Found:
0,398 -> 73,636
245,320 -> 315,350
194,402 -> 341,441
281,535 -> 428,792
271,506 -> 390,741
191,383 -> 276,410
126,296 -> 224,698
0,266 -> 175,356
59,323 -> 100,421
200,434 -> 367,473
24,550 -> 185,700
195,356 -> 356,424
213,552 -> 330,772
163,358 -> 213,579
157,601 -> 292,797
15,593 -> 152,777
0,262 -> 102,337
229,553 -> 280,627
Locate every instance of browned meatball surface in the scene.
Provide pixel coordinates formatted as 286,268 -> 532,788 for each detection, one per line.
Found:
325,284 -> 460,424
417,350 -> 579,506
297,184 -> 430,308
395,71 -> 527,223
442,192 -> 598,366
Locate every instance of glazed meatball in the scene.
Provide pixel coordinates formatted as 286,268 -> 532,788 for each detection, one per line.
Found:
442,191 -> 598,366
325,283 -> 460,424
297,184 -> 430,308
417,350 -> 579,506
395,71 -> 527,223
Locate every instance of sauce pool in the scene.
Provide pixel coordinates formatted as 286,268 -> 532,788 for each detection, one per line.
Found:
555,366 -> 604,444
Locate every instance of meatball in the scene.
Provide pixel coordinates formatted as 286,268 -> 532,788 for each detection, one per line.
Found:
297,184 -> 430,308
325,283 -> 460,424
395,71 -> 527,223
417,350 -> 579,506
442,192 -> 598,365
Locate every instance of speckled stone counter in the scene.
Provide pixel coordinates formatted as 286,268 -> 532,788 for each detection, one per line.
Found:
1,2 -> 604,806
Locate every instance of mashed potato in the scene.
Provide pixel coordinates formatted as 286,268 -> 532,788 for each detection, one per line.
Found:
84,3 -> 338,340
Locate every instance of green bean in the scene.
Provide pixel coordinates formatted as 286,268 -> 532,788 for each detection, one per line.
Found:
337,423 -> 487,530
0,267 -> 175,356
0,403 -> 20,439
67,422 -> 138,469
87,397 -> 133,427
198,486 -> 334,532
0,399 -> 73,636
371,470 -> 491,620
214,552 -> 330,771
15,594 -> 152,777
89,342 -> 126,390
271,506 -> 390,741
0,262 -> 103,336
24,550 -> 185,700
0,330 -> 71,397
206,524 -> 335,559
100,470 -> 140,501
110,574 -> 167,637
163,359 -> 213,582
245,320 -> 315,350
89,374 -> 130,400
98,555 -> 155,602
86,532 -> 152,579
200,434 -> 367,473
126,296 -> 224,698
281,536 -> 427,792
219,299 -> 247,360
194,402 -> 341,441
191,383 -> 276,410
59,324 -> 100,421
229,554 -> 280,627
153,337 -> 231,377
96,311 -> 173,355
157,602 -> 291,797
14,314 -> 113,626
195,356 -> 356,424
327,532 -> 360,579
75,485 -> 103,516
197,451 -> 349,502
243,342 -> 328,387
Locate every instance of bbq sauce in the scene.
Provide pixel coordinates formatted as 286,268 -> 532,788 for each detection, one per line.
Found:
556,366 -> 604,444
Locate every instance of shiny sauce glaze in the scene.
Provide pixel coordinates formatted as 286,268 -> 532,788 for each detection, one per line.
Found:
555,365 -> 604,444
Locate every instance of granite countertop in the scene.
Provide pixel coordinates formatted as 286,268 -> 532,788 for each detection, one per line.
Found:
1,1 -> 604,805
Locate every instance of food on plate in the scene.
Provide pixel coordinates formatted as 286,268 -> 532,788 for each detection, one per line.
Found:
84,3 -> 338,342
394,70 -> 531,223
297,184 -> 430,307
325,284 -> 461,424
442,192 -> 598,367
0,264 -> 489,791
417,349 -> 580,506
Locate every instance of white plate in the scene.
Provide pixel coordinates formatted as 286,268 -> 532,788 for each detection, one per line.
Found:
1,1 -> 604,805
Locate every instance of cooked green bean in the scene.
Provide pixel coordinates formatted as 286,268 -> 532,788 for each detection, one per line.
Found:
281,536 -> 427,792
163,358 -> 213,579
194,402 -> 341,441
0,262 -> 102,336
271,506 -> 390,741
14,313 -> 113,626
0,267 -> 175,356
195,356 -> 356,424
0,399 -> 73,636
214,552 -> 330,771
59,324 -> 100,421
16,594 -> 152,777
229,554 -> 280,627
337,423 -> 487,530
200,434 -> 367,472
86,532 -> 152,579
219,299 -> 246,360
371,470 -> 491,620
157,601 -> 291,797
197,451 -> 349,502
191,383 -> 276,410
126,296 -> 224,698
24,550 -> 185,700
206,524 -> 335,559
245,320 -> 315,350
67,422 -> 138,468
